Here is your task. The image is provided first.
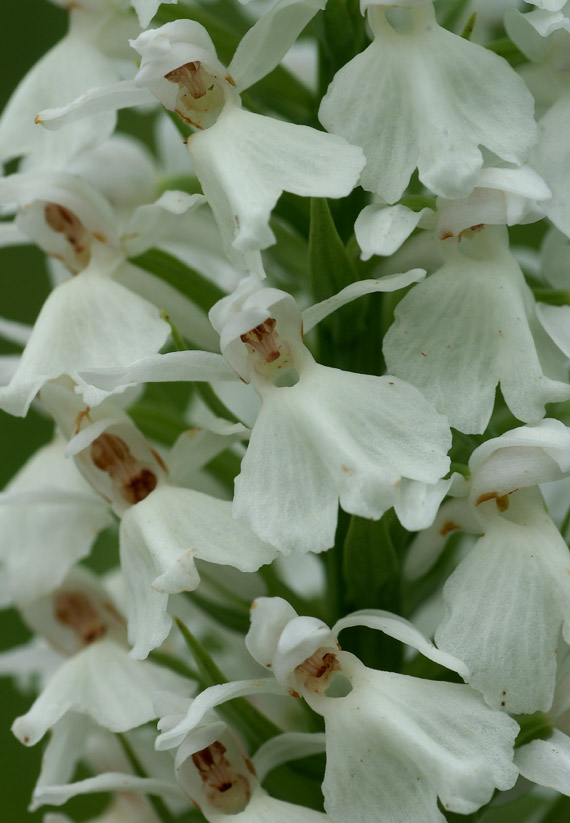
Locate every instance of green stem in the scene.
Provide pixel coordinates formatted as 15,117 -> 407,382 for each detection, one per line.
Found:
117,734 -> 177,823
460,12 -> 476,40
148,649 -> 201,683
161,311 -> 246,426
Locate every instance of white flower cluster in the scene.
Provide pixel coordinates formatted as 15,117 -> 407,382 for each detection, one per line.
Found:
1,0 -> 570,820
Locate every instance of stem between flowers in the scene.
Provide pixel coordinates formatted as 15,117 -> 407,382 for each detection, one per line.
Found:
116,734 -> 177,823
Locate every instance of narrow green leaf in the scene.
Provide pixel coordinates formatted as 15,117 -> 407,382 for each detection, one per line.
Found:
342,513 -> 399,607
130,248 -> 225,314
117,734 -> 177,823
532,287 -> 570,306
341,513 -> 402,670
439,0 -> 472,32
148,649 -> 201,683
460,12 -> 477,40
318,0 -> 367,87
185,591 -> 251,634
174,618 -> 282,748
309,197 -> 356,301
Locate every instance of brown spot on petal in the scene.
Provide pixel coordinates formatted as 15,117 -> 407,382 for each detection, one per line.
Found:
54,591 -> 107,646
341,464 -> 354,475
475,491 -> 512,511
90,433 -> 157,505
295,649 -> 340,694
74,406 -> 92,435
192,742 -> 251,814
439,521 -> 460,537
439,231 -> 454,240
44,203 -> 88,254
241,318 -> 281,364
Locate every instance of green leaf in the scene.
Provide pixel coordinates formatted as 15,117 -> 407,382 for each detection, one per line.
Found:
513,711 -> 553,748
543,795 -> 570,823
341,513 -> 402,670
438,0 -> 472,32
130,248 -> 226,314
309,197 -> 356,300
342,513 -> 399,606
174,618 -> 282,748
317,0 -> 367,90
117,734 -> 177,823
485,37 -> 528,67
185,591 -> 251,634
460,12 -> 477,40
148,649 -> 201,683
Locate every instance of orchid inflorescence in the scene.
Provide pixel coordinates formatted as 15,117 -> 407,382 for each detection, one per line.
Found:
1,0 -> 570,821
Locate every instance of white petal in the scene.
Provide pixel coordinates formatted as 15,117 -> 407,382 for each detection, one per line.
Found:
35,773 -> 180,809
516,729 -> 570,794
12,638 -> 188,746
80,350 -> 235,403
404,498 -> 482,580
0,438 -> 111,604
319,6 -> 536,201
188,104 -> 364,254
469,420 -> 570,503
38,80 -> 155,132
0,30 -> 119,166
245,596 -> 299,669
0,273 -> 170,417
541,227 -> 570,289
121,190 -> 205,258
229,0 -> 326,92
227,785 -> 328,822
355,204 -> 432,260
333,610 -> 468,679
435,492 -> 570,713
531,96 -> 570,238
537,303 -> 570,359
383,228 -> 570,434
132,0 -> 179,29
0,316 -> 32,346
167,421 -> 248,486
120,484 -> 276,658
393,476 -> 454,532
315,653 -> 518,823
252,732 -> 326,781
156,678 -> 283,750
302,269 -> 426,334
235,364 -> 450,552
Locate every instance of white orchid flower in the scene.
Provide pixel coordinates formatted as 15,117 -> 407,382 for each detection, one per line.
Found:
383,225 -> 570,434
78,270 -> 453,553
156,597 -> 519,823
11,567 -> 189,748
36,20 -> 365,272
406,420 -> 570,714
38,379 -> 277,659
319,1 -> 537,203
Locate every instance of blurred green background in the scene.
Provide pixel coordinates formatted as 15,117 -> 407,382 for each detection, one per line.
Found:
0,2 -> 102,820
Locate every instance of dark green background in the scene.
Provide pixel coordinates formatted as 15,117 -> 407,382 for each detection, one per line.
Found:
0,2 -> 93,820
